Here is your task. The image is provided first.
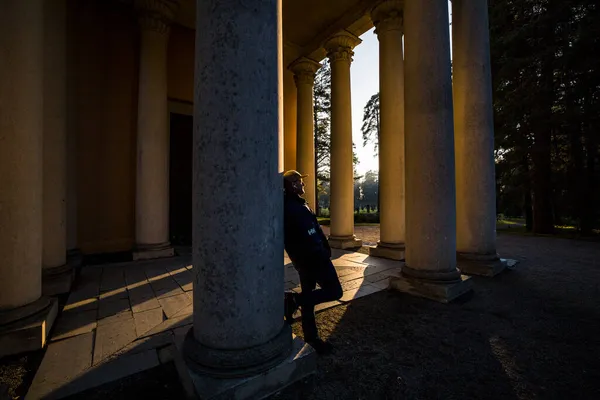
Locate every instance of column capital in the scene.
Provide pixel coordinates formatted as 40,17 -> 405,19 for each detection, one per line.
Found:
324,31 -> 362,63
134,0 -> 180,34
371,0 -> 404,35
289,57 -> 321,86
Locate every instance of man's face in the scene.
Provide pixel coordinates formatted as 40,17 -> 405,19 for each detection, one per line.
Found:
292,178 -> 305,195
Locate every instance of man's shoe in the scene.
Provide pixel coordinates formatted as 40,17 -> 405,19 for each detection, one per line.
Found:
284,292 -> 298,324
307,338 -> 334,355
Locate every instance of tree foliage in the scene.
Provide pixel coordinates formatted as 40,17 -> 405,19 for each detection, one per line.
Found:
314,59 -> 331,186
361,93 -> 380,155
490,0 -> 600,234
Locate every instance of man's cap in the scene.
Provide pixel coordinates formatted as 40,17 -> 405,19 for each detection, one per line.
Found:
283,170 -> 308,183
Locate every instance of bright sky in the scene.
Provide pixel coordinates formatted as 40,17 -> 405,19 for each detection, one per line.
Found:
350,1 -> 453,175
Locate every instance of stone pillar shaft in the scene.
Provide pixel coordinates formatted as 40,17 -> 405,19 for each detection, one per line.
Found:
326,31 -> 362,249
134,0 -> 177,259
0,0 -> 58,358
283,69 -> 298,171
370,0 -> 406,260
182,0 -> 302,387
453,1 -> 497,253
0,0 -> 45,310
42,0 -> 74,295
389,0 -> 472,302
277,0 -> 284,172
291,57 -> 321,210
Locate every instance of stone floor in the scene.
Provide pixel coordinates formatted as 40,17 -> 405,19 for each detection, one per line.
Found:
26,247 -> 402,399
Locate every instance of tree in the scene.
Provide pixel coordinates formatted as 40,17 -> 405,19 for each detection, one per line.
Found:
361,93 -> 380,154
490,0 -> 600,234
314,59 -> 331,186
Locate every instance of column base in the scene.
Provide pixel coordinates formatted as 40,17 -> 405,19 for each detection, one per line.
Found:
176,328 -> 316,400
0,297 -> 59,358
390,268 -> 473,303
42,263 -> 75,296
457,252 -> 507,277
328,235 -> 362,250
132,242 -> 174,261
368,242 -> 405,261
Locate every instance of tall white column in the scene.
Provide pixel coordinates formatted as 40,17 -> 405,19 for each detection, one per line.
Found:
277,0 -> 284,172
290,57 -> 321,210
133,0 -> 178,260
179,1 -> 315,396
325,31 -> 363,250
283,70 -> 298,171
389,0 -> 472,303
453,0 -> 505,276
0,0 -> 58,358
42,0 -> 74,295
369,0 -> 406,261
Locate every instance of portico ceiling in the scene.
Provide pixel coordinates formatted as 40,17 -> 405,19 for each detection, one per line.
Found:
174,0 -> 376,66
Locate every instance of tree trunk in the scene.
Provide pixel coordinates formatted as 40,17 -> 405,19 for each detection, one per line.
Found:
581,126 -> 597,235
522,154 -> 533,231
531,127 -> 554,233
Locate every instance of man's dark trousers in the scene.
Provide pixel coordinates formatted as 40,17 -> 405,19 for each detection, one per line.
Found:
294,256 -> 343,341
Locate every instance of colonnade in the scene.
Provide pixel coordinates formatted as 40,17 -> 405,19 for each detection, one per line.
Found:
286,0 -> 503,282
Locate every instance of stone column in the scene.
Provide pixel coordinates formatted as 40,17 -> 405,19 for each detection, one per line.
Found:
66,114 -> 81,268
325,31 -> 362,249
42,0 -> 74,296
453,0 -> 505,277
389,0 -> 472,303
133,0 -> 178,260
290,57 -> 321,210
369,0 -> 406,261
277,0 -> 284,172
179,0 -> 315,397
283,69 -> 298,171
0,0 -> 58,358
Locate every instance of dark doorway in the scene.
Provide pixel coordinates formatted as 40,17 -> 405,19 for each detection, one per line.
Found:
169,113 -> 192,246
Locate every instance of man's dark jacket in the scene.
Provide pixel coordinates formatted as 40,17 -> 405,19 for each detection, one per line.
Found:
284,193 -> 331,266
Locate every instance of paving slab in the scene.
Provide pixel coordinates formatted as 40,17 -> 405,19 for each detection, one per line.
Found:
134,308 -> 165,337
170,303 -> 193,319
147,269 -> 185,299
123,267 -> 149,289
139,313 -> 193,339
365,268 -> 402,283
340,283 -> 382,303
166,266 -> 193,292
97,293 -> 131,320
51,349 -> 160,399
113,331 -> 174,359
26,332 -> 94,400
93,315 -> 137,365
370,279 -> 391,290
65,269 -> 101,310
128,282 -> 162,313
99,267 -> 125,292
51,309 -> 98,342
97,310 -> 133,327
158,292 -> 192,319
340,277 -> 367,292
331,258 -> 370,269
